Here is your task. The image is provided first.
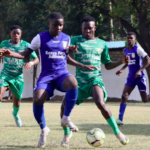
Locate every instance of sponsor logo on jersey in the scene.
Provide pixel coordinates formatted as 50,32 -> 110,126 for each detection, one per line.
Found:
45,51 -> 65,59
129,59 -> 136,65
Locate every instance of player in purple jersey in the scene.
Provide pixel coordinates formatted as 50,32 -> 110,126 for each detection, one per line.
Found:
0,12 -> 96,148
116,32 -> 150,126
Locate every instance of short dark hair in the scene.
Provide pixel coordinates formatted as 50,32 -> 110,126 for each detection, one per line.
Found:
10,25 -> 22,31
127,32 -> 136,37
48,12 -> 64,21
82,16 -> 95,23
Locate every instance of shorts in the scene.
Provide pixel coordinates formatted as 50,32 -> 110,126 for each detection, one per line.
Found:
34,72 -> 73,100
125,76 -> 147,93
0,74 -> 24,99
76,78 -> 107,105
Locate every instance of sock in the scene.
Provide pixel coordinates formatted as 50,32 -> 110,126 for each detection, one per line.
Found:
33,104 -> 46,129
63,126 -> 71,135
13,105 -> 20,116
107,116 -> 120,135
119,103 -> 127,121
64,88 -> 78,116
0,102 -> 1,110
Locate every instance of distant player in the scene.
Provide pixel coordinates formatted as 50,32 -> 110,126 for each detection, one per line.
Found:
116,32 -> 150,125
60,16 -> 130,147
0,25 -> 39,127
0,12 -> 94,148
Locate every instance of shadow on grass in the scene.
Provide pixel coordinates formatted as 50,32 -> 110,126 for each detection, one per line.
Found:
0,145 -> 36,149
77,123 -> 150,136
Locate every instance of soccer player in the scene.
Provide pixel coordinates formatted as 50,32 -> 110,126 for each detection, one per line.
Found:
0,12 -> 95,148
60,16 -> 130,147
0,25 -> 39,127
116,32 -> 150,126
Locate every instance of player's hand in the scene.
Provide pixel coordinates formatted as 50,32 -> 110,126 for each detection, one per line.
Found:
135,71 -> 141,78
122,55 -> 130,64
68,46 -> 79,53
24,62 -> 33,71
0,49 -> 12,57
116,70 -> 123,76
82,65 -> 98,71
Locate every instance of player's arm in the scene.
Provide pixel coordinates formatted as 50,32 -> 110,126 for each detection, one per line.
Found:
105,55 -> 129,70
24,57 -> 39,71
0,34 -> 40,59
0,48 -> 31,59
116,64 -> 128,76
135,48 -> 150,78
101,43 -> 129,70
67,55 -> 97,71
24,49 -> 39,71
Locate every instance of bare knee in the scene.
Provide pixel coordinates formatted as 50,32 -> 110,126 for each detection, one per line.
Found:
121,93 -> 129,103
96,100 -> 106,111
0,95 -> 3,102
64,77 -> 78,89
33,96 -> 44,105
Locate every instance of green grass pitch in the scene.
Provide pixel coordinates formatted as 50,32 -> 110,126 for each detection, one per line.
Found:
0,102 -> 150,150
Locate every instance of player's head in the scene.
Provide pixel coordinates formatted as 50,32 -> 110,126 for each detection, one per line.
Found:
10,25 -> 22,44
126,32 -> 136,47
81,16 -> 96,40
48,12 -> 64,37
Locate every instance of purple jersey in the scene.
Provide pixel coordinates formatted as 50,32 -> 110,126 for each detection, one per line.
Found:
28,31 -> 70,83
124,45 -> 147,78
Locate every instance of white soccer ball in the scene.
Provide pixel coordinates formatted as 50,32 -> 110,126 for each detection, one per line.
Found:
86,128 -> 105,147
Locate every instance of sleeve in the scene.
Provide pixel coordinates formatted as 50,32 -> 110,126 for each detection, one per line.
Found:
70,36 -> 76,57
101,42 -> 111,64
70,36 -> 76,46
0,41 -> 4,48
66,37 -> 70,54
28,34 -> 41,51
29,51 -> 38,59
137,46 -> 147,58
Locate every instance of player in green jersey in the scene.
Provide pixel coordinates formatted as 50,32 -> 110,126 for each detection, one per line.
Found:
60,16 -> 130,147
0,25 -> 39,127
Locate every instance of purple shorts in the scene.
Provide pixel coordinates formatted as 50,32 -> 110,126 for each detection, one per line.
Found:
34,72 -> 73,99
125,76 -> 147,93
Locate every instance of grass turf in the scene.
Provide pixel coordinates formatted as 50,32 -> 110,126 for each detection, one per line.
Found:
0,102 -> 150,150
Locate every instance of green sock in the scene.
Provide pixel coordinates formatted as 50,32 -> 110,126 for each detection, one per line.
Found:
63,126 -> 71,135
107,116 -> 120,135
0,102 -> 1,110
13,105 -> 20,116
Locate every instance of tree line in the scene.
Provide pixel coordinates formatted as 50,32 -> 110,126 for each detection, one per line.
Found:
1,0 -> 150,89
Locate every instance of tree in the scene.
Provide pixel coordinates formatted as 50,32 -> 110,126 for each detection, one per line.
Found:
71,0 -> 150,92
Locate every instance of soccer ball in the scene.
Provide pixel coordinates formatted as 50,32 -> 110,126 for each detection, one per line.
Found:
86,128 -> 105,147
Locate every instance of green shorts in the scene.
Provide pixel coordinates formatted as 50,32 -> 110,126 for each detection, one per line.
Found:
76,78 -> 107,105
0,73 -> 24,99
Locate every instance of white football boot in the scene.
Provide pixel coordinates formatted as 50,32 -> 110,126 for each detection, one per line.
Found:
61,131 -> 73,147
38,126 -> 50,148
61,118 -> 79,132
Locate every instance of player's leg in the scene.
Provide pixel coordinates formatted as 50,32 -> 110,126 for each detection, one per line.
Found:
33,88 -> 50,148
59,75 -> 78,131
116,83 -> 134,125
0,86 -> 8,110
60,96 -> 72,147
11,92 -> 22,127
60,88 -> 88,147
137,77 -> 148,103
9,79 -> 24,127
92,85 -> 129,145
